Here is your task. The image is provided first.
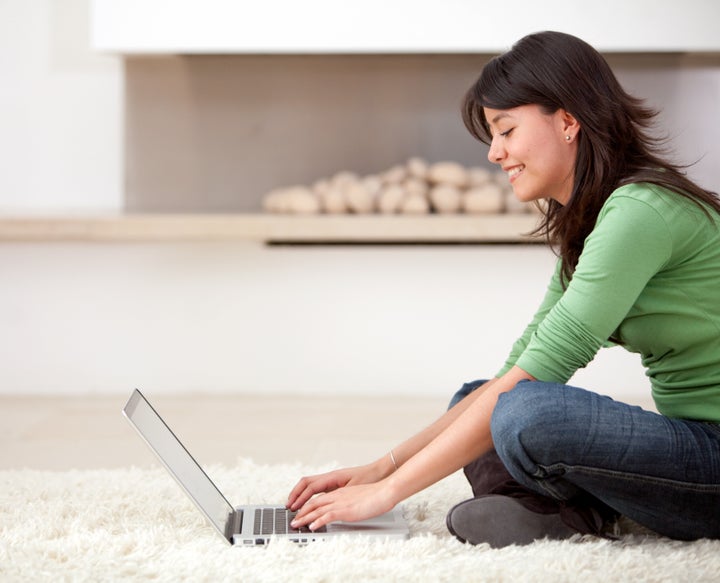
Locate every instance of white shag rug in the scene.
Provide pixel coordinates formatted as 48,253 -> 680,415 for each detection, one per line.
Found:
2,459 -> 719,582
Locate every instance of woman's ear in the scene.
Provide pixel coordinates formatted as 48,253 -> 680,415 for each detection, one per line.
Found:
559,109 -> 581,139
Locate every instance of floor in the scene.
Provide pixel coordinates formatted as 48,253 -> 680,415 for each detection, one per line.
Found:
0,393 -> 448,471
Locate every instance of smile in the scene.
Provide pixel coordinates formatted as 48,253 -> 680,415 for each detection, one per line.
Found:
506,165 -> 525,182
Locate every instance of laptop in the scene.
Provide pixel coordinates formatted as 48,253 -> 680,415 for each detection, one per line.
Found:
122,389 -> 410,546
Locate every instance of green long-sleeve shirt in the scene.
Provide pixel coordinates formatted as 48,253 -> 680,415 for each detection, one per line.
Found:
498,182 -> 720,421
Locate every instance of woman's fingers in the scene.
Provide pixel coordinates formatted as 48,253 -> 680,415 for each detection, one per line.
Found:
287,473 -> 345,510
291,493 -> 331,526
288,462 -> 388,511
286,475 -> 316,510
291,483 -> 395,532
287,475 -> 325,510
291,493 -> 343,531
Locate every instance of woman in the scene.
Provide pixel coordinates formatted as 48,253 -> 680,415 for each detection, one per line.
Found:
286,31 -> 720,547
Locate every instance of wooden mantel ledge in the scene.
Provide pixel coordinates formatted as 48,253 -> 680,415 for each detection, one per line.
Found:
0,213 -> 542,243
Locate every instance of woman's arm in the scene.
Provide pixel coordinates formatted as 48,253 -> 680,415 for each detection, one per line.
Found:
290,366 -> 533,530
286,378 -> 498,511
389,378 -> 499,469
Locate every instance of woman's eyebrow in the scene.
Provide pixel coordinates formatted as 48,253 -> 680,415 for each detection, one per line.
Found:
491,112 -> 511,125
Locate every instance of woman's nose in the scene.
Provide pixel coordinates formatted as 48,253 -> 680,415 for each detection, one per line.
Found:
487,138 -> 505,164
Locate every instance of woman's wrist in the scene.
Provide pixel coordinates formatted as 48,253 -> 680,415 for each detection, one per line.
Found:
372,451 -> 399,479
381,463 -> 413,507
389,449 -> 399,471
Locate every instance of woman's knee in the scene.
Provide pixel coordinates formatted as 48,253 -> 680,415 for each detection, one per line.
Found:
448,379 -> 490,410
490,381 -> 571,459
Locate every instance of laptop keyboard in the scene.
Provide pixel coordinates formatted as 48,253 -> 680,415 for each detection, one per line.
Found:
253,508 -> 327,535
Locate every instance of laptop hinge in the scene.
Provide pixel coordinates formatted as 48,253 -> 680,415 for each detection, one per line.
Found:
225,509 -> 243,542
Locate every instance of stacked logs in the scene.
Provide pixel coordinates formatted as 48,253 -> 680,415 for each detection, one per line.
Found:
263,158 -> 537,215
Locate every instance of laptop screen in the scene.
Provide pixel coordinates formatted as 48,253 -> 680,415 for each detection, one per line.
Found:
122,389 -> 235,542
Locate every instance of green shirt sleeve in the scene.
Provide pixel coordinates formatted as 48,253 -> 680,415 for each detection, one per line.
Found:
496,259 -> 563,378
510,186 -> 673,382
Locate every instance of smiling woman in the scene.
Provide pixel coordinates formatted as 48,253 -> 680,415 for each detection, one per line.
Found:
287,30 -> 720,550
483,104 -> 579,206
462,30 -> 720,284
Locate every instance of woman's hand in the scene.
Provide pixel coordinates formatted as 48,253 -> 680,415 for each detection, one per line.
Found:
286,458 -> 393,512
287,370 -> 532,531
290,481 -> 398,532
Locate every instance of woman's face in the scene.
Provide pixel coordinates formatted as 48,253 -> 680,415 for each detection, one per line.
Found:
483,104 -> 579,206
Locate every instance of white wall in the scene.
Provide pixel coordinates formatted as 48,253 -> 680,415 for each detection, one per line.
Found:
0,1 -> 714,406
0,243 -> 652,403
614,64 -> 720,191
0,0 -> 122,212
91,0 -> 720,53
1,2 -> 718,212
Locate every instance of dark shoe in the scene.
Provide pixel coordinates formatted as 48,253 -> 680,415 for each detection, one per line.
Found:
446,495 -> 577,548
461,449 -> 619,539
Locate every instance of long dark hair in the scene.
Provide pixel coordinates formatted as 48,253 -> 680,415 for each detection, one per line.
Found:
462,31 -> 720,286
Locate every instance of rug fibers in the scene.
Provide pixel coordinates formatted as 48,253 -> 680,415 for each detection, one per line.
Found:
1,459 -> 719,582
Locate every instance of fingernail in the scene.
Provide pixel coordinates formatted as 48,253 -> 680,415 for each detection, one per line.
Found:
290,520 -> 298,528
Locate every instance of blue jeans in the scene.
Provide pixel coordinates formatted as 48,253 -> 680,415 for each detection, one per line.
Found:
450,379 -> 720,540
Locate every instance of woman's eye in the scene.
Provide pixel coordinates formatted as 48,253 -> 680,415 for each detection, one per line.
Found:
500,128 -> 514,137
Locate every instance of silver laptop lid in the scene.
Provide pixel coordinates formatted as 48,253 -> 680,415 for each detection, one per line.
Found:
122,389 -> 235,543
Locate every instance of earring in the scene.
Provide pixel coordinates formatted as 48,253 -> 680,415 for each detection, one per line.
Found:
565,135 -> 572,142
